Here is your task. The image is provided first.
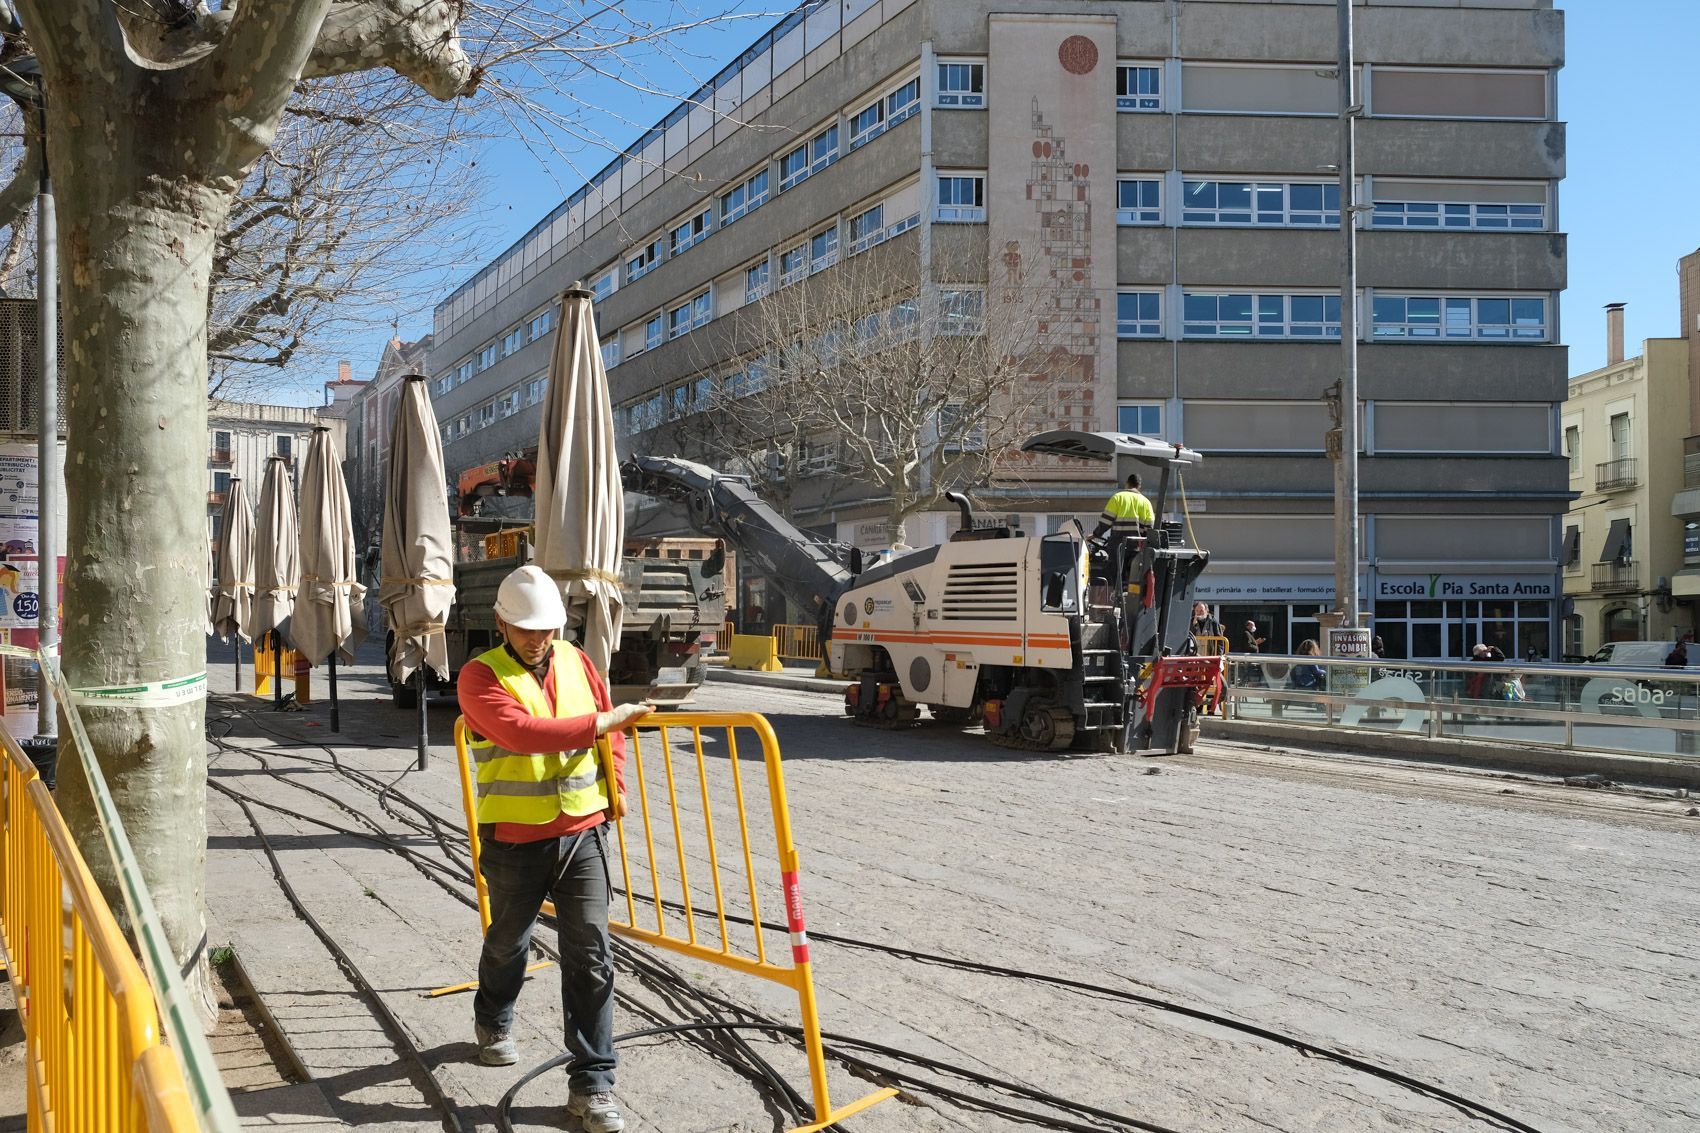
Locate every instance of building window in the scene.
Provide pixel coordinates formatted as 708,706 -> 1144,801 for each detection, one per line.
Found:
938,404 -> 985,452
1116,291 -> 1163,338
1117,402 -> 1163,437
457,359 -> 474,385
694,375 -> 715,406
590,267 -> 617,303
848,205 -> 886,254
478,343 -> 497,369
1182,179 -> 1340,227
276,434 -> 293,459
779,124 -> 839,191
213,470 -> 231,496
502,327 -> 523,356
212,430 -> 231,457
644,314 -> 663,352
1372,199 -> 1545,231
1182,292 -> 1339,339
937,60 -> 985,107
626,237 -> 661,282
1564,424 -> 1580,476
745,260 -> 771,303
719,169 -> 769,226
1116,63 -> 1162,111
527,307 -> 554,342
668,292 -> 710,339
809,226 -> 839,273
936,174 -> 986,222
1609,412 -> 1630,461
940,289 -> 985,335
527,377 -> 548,404
600,337 -> 620,370
1371,294 -> 1548,342
849,77 -> 920,150
1116,178 -> 1161,225
435,376 -> 451,396
779,244 -> 807,286
1369,67 -> 1549,121
669,207 -> 712,256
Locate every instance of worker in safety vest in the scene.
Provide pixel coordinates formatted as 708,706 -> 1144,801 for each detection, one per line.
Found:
458,564 -> 651,1133
1092,473 -> 1155,539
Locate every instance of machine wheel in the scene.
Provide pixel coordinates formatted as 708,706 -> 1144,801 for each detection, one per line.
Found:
930,704 -> 981,726
1177,706 -> 1200,755
1017,702 -> 1076,751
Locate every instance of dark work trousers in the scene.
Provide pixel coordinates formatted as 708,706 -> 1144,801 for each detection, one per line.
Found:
474,825 -> 616,1094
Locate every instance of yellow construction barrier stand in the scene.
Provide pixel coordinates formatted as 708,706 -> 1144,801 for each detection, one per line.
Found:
452,713 -> 897,1133
253,631 -> 311,702
0,733 -> 202,1132
728,632 -> 783,672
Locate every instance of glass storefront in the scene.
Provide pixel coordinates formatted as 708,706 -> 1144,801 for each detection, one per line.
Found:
1372,599 -> 1552,661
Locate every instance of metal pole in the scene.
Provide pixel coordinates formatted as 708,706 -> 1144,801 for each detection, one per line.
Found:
34,133 -> 57,742
328,652 -> 339,733
233,636 -> 240,692
273,632 -> 283,708
1334,0 -> 1360,631
415,668 -> 428,770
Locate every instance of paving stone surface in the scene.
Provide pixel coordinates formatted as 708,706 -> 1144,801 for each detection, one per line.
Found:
203,642 -> 1699,1132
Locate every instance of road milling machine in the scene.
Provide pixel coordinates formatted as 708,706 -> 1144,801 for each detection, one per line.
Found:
621,430 -> 1221,754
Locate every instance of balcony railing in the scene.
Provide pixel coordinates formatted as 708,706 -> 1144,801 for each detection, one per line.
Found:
207,490 -> 226,507
1595,458 -> 1638,492
1686,449 -> 1700,489
1590,560 -> 1639,593
209,448 -> 232,466
1563,558 -> 1582,575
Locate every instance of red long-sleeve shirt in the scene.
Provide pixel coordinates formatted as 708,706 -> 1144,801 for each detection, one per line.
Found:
458,645 -> 626,844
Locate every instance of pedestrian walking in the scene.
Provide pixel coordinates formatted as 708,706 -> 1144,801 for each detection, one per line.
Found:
458,564 -> 653,1133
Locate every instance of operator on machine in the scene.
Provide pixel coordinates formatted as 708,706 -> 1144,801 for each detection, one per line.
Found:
458,564 -> 652,1133
1092,472 -> 1155,540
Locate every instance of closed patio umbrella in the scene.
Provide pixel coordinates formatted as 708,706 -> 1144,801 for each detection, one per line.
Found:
296,426 -> 367,731
253,455 -> 300,707
380,374 -> 455,768
533,286 -> 624,674
210,476 -> 255,687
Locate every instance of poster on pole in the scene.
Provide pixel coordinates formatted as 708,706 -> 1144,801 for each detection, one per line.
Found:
0,441 -> 66,641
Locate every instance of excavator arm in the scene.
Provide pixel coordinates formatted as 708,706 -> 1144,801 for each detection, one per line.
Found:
621,455 -> 854,635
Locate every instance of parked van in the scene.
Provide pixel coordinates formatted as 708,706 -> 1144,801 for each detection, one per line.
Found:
1585,640 -> 1698,668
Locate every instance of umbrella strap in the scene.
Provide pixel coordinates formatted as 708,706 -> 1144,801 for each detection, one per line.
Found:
551,568 -> 622,586
381,577 -> 455,585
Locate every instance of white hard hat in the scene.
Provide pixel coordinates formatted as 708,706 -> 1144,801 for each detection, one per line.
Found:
494,565 -> 566,630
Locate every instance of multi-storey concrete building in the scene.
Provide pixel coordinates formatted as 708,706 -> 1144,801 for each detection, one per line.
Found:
343,335 -> 432,628
428,0 -> 1568,661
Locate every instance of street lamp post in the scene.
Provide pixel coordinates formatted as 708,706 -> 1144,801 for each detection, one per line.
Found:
0,55 -> 60,753
1324,0 -> 1373,669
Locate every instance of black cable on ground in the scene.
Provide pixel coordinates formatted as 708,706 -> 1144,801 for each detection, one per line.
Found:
207,698 -> 1548,1133
495,1020 -> 1191,1133
212,782 -> 470,1133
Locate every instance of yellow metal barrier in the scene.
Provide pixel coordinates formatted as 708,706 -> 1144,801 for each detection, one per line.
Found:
716,620 -> 734,655
727,632 -> 783,672
1195,636 -> 1230,713
253,630 -> 311,702
0,734 -> 198,1132
452,714 -> 897,1133
771,624 -> 821,663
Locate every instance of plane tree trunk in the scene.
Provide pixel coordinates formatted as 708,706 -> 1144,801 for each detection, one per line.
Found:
16,0 -> 472,998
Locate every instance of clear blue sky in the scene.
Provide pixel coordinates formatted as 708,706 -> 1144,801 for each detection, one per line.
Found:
1555,0 -> 1700,372
284,0 -> 1699,399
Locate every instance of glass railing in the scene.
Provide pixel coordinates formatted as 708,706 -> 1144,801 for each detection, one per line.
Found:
1224,653 -> 1700,760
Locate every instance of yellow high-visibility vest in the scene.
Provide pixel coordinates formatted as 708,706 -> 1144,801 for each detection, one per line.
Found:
1100,488 -> 1154,533
468,641 -> 610,826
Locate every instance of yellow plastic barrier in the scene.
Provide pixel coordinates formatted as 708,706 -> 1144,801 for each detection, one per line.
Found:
252,631 -> 311,702
771,624 -> 822,663
0,734 -> 199,1132
1196,634 -> 1230,657
452,714 -> 897,1133
727,632 -> 783,672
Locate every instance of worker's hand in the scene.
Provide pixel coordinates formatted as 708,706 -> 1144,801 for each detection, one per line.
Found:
608,792 -> 628,821
595,702 -> 653,735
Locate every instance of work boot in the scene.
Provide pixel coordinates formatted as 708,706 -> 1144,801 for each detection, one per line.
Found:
567,1090 -> 625,1132
474,1022 -> 517,1066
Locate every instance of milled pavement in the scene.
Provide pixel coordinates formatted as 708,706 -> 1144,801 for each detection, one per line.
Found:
203,639 -> 1699,1132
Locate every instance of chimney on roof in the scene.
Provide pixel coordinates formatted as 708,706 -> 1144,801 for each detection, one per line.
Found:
337,359 -> 352,384
1605,303 -> 1626,367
